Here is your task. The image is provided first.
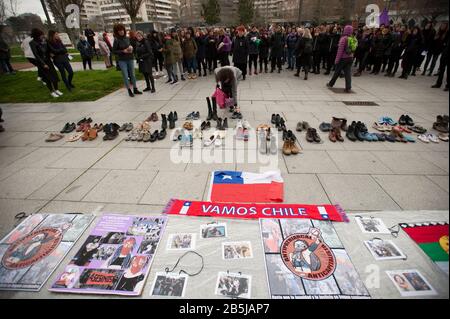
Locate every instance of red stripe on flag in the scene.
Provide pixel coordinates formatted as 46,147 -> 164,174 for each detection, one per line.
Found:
403,225 -> 449,244
211,182 -> 283,203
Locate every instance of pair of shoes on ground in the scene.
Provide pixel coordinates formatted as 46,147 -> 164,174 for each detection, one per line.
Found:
119,123 -> 134,132
378,117 -> 397,126
433,115 -> 449,133
204,131 -> 224,147
236,120 -> 251,141
103,123 -> 120,141
329,128 -> 345,143
50,90 -> 64,98
418,133 -> 448,143
46,133 -> 64,142
306,128 -> 322,144
297,121 -> 310,132
186,112 -> 200,120
399,115 -> 414,126
259,128 -> 277,155
146,113 -> 158,122
271,114 -> 286,131
282,130 -> 301,155
60,123 -> 76,134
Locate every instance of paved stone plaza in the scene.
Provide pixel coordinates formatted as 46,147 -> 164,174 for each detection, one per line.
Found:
0,70 -> 448,298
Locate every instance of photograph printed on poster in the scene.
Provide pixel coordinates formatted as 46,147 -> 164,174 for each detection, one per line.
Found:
261,219 -> 283,253
167,234 -> 196,251
265,254 -> 305,296
102,232 -> 126,245
200,223 -> 227,239
215,272 -> 251,299
127,217 -> 165,237
103,237 -> 137,269
387,270 -> 436,297
71,235 -> 102,267
92,245 -> 117,261
279,219 -> 312,238
355,217 -> 390,234
115,255 -> 149,292
364,239 -> 407,261
222,241 -> 253,260
311,220 -> 343,248
151,272 -> 188,297
332,249 -> 370,296
138,233 -> 161,255
52,266 -> 81,289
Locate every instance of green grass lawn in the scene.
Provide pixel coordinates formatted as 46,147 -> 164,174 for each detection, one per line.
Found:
0,69 -> 143,103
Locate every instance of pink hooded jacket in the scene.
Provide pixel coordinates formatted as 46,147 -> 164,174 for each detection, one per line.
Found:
335,25 -> 354,64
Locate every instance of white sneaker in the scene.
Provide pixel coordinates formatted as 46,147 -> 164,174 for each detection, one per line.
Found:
204,133 -> 218,147
51,92 -> 59,98
55,90 -> 64,96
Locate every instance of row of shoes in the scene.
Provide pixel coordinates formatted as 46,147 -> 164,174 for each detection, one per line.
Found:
296,121 -> 323,144
125,122 -> 167,142
47,119 -> 119,143
418,133 -> 449,143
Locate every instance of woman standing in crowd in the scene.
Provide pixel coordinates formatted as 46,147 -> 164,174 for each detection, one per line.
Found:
270,25 -> 285,73
294,28 -> 313,80
103,31 -> 114,67
182,32 -> 198,79
247,26 -> 260,75
259,31 -> 270,73
21,34 -> 44,81
327,25 -> 354,93
29,28 -> 62,98
215,66 -> 243,119
326,26 -> 340,75
286,28 -> 298,71
217,29 -> 232,66
112,24 -> 142,97
0,36 -> 15,75
135,31 -> 155,93
399,26 -> 422,79
233,26 -> 249,81
98,34 -> 112,68
385,25 -> 404,77
162,33 -> 177,84
423,22 -> 448,76
149,31 -> 164,76
195,30 -> 207,77
205,29 -> 218,74
171,29 -> 185,81
48,30 -> 74,91
77,35 -> 94,71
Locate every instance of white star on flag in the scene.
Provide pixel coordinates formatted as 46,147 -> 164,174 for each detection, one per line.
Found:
222,175 -> 233,180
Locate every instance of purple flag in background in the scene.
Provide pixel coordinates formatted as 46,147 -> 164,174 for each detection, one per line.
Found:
379,8 -> 390,26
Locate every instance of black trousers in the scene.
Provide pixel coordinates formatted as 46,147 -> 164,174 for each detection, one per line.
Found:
82,58 -> 92,70
259,54 -> 268,72
271,56 -> 282,71
54,60 -> 74,89
27,58 -> 44,79
329,58 -> 352,90
423,52 -> 440,75
143,72 -> 155,90
234,62 -> 247,79
219,52 -> 230,66
154,52 -> 164,72
435,53 -> 448,87
197,57 -> 207,75
206,57 -> 217,72
386,55 -> 400,75
248,54 -> 258,72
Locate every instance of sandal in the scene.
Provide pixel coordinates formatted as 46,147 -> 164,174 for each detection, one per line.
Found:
45,133 -> 64,142
66,133 -> 83,142
183,122 -> 193,131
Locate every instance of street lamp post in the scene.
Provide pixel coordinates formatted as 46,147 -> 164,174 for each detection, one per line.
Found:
298,0 -> 303,25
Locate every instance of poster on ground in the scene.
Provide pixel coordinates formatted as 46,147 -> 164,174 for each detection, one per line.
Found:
49,214 -> 167,296
0,213 -> 94,291
260,219 -> 370,299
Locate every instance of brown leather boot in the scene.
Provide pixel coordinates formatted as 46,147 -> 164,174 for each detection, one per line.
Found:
335,128 -> 344,142
290,140 -> 301,155
329,128 -> 337,143
283,140 -> 292,155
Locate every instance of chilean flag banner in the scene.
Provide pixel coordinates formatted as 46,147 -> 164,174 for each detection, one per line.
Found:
163,199 -> 348,222
208,171 -> 284,203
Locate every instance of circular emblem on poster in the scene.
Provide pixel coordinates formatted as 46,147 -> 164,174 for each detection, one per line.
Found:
280,228 -> 336,281
1,228 -> 63,269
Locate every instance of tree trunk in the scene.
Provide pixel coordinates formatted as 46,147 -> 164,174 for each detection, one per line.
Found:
131,18 -> 136,31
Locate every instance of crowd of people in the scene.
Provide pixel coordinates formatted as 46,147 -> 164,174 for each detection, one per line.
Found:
1,20 -> 448,100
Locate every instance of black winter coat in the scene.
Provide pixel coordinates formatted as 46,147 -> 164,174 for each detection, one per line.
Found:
270,32 -> 285,58
135,39 -> 154,74
233,36 -> 249,64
